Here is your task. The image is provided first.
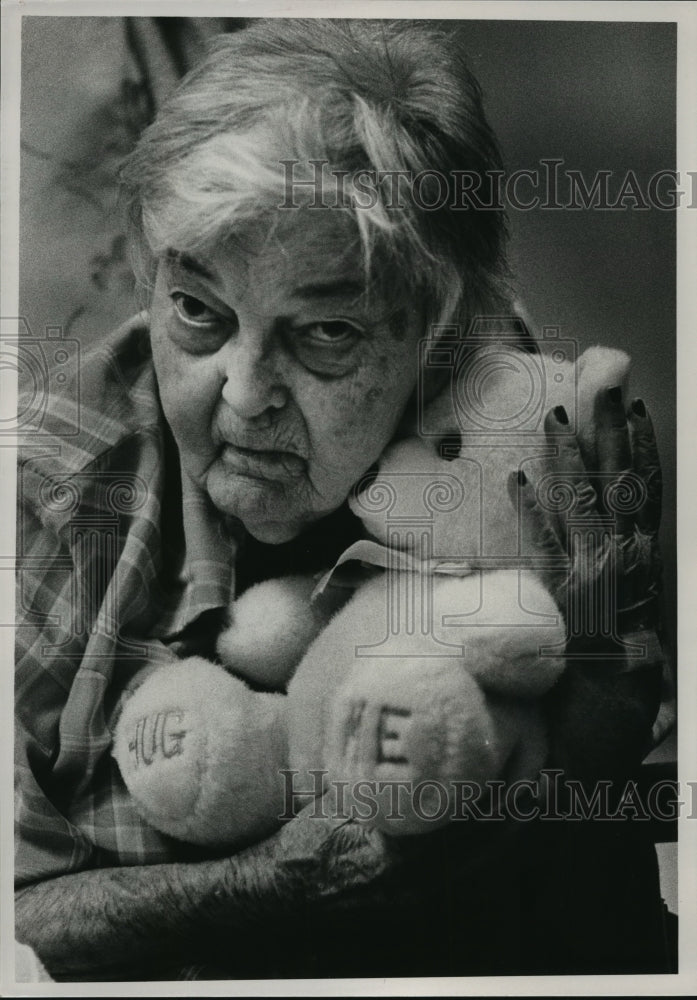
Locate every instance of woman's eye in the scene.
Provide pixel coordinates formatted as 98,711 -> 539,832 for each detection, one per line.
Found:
171,292 -> 221,327
300,320 -> 362,345
291,319 -> 364,376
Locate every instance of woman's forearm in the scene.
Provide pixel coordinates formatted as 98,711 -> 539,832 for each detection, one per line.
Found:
14,806 -> 398,980
14,836 -> 289,980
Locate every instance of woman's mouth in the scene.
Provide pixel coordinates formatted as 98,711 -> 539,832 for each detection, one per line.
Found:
220,443 -> 306,481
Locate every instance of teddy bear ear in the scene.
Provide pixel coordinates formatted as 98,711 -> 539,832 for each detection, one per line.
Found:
575,346 -> 631,460
576,346 -> 631,401
414,392 -> 464,460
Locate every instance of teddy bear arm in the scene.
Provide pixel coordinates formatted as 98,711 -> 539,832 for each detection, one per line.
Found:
323,656 -> 550,834
112,657 -> 291,848
216,575 -> 331,689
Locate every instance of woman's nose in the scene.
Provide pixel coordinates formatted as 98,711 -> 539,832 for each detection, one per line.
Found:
220,331 -> 288,420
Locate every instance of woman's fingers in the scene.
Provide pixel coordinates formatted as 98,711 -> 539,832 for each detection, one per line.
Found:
276,793 -> 395,899
543,405 -> 600,551
506,468 -> 567,599
593,385 -> 635,535
595,385 -> 633,473
628,398 -> 663,536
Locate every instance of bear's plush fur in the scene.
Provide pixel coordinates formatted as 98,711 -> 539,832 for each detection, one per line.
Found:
112,343 -> 630,846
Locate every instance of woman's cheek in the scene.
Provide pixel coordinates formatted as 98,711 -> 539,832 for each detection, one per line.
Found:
315,355 -> 413,462
154,340 -> 221,463
354,348 -> 416,423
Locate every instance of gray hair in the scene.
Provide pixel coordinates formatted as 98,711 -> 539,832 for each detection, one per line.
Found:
120,18 -> 511,331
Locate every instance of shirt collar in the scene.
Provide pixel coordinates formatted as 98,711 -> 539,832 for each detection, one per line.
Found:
150,471 -> 238,641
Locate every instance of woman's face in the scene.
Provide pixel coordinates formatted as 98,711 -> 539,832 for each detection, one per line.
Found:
149,211 -> 423,542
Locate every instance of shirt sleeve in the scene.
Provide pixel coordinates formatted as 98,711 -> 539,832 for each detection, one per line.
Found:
15,477 -> 190,887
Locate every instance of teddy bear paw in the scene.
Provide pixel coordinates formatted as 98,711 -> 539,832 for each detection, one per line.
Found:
323,657 -> 507,834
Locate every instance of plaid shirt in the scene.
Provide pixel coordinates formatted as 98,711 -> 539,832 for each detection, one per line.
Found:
15,316 -> 669,893
15,315 -> 244,885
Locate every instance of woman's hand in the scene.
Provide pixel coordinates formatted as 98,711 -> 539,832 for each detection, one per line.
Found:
273,787 -> 398,899
548,390 -> 661,634
509,387 -> 674,774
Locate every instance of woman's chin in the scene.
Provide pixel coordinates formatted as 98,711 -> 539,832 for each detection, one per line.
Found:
241,519 -> 306,544
205,466 -> 307,543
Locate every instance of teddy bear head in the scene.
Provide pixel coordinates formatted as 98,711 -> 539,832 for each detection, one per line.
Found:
349,342 -> 630,567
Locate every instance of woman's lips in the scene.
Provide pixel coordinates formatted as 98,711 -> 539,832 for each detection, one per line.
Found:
220,443 -> 306,481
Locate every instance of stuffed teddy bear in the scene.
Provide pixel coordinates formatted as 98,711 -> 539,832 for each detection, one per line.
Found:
112,340 -> 630,848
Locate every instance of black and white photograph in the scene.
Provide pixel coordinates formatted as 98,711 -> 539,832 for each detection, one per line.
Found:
2,1 -> 695,993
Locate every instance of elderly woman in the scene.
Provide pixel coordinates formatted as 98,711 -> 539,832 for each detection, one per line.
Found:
15,19 -> 671,981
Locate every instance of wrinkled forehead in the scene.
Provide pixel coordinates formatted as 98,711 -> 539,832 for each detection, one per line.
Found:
163,201 -> 404,308
236,208 -> 364,284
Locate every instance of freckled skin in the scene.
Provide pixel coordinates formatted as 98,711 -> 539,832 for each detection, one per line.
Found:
149,212 -> 424,542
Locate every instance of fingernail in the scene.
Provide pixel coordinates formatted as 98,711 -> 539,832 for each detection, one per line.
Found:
631,397 -> 647,418
517,469 -> 528,486
607,385 -> 623,404
553,404 -> 569,425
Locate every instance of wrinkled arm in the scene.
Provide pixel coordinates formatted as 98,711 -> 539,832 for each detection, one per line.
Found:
14,799 -> 400,981
15,840 -> 280,980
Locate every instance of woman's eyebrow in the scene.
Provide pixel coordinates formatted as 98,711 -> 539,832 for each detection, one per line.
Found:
164,248 -> 216,281
293,279 -> 365,300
